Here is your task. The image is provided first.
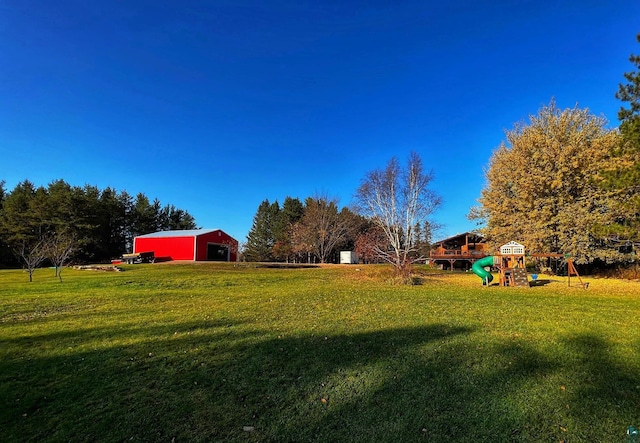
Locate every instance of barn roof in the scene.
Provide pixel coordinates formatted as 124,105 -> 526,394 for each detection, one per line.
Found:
136,229 -> 224,239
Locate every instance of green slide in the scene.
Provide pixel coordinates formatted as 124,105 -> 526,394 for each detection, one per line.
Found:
472,256 -> 494,284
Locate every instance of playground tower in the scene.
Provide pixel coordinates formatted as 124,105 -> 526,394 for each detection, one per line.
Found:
494,241 -> 529,287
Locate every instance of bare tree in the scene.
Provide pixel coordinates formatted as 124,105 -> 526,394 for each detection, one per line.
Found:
355,152 -> 441,282
292,194 -> 351,263
14,238 -> 49,282
47,232 -> 76,282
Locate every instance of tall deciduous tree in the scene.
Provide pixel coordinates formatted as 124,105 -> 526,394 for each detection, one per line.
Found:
471,101 -> 624,264
354,224 -> 388,264
355,152 -> 441,281
293,195 -> 351,264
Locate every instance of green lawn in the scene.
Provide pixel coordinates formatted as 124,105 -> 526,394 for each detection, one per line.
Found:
1,263 -> 639,442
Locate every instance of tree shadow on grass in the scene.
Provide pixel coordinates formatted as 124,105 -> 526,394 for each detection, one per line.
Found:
1,323 -> 473,442
2,322 -> 639,442
559,334 -> 640,441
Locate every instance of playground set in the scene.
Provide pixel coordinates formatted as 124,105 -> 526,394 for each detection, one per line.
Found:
471,241 -> 587,288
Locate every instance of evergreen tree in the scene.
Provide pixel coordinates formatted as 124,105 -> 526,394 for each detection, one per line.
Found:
273,197 -> 304,262
96,187 -> 129,260
605,33 -> 640,245
1,180 -> 39,244
412,221 -> 433,259
0,181 -> 49,277
616,33 -> 640,152
0,180 -> 10,266
244,199 -> 278,262
73,185 -> 103,262
132,194 -> 159,237
165,205 -> 197,231
0,179 -> 198,265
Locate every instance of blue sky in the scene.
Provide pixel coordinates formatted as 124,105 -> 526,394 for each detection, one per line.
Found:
1,1 -> 639,243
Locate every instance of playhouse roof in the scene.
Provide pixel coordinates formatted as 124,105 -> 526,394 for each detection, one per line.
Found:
501,241 -> 524,248
500,241 -> 525,255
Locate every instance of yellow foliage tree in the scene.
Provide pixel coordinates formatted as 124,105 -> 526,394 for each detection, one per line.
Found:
471,101 -> 627,264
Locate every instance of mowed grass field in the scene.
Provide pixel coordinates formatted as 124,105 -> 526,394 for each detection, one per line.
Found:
1,263 -> 639,442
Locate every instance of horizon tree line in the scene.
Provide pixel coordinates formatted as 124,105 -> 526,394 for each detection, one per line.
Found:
243,190 -> 435,270
0,179 -> 197,271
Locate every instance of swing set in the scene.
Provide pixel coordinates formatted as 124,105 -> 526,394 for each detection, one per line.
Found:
474,241 -> 588,289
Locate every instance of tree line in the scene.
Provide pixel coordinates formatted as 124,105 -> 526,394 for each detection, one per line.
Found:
0,179 -> 197,269
243,191 -> 434,268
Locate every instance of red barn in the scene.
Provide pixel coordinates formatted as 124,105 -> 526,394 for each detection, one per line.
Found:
133,229 -> 238,262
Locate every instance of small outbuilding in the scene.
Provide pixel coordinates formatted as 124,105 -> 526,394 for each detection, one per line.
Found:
133,229 -> 238,262
340,251 -> 359,264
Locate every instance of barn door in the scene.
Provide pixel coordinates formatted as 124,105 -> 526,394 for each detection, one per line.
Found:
206,243 -> 229,261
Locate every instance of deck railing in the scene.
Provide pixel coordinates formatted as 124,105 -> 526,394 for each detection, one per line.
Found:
429,250 -> 487,258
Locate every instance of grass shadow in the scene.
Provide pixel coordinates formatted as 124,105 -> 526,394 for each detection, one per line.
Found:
2,321 -> 639,442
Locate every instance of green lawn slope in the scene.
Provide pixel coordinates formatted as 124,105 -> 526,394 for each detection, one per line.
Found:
1,263 -> 639,442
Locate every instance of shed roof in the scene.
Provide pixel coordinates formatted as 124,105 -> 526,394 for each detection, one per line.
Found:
135,229 -> 224,239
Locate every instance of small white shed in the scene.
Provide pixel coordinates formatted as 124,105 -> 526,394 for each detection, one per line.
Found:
340,251 -> 359,264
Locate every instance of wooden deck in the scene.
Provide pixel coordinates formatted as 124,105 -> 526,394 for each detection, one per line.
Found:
429,232 -> 488,271
429,250 -> 489,271
429,250 -> 488,260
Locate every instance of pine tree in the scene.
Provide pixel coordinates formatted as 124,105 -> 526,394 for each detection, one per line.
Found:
272,197 -> 303,262
244,199 -> 278,262
605,33 -> 640,245
616,34 -> 640,152
0,180 -> 11,266
0,179 -> 197,264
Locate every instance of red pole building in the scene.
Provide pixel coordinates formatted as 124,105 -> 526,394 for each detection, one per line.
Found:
133,229 -> 238,262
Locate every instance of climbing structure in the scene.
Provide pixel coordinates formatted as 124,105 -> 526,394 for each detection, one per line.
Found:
471,241 -> 588,289
494,241 -> 529,287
